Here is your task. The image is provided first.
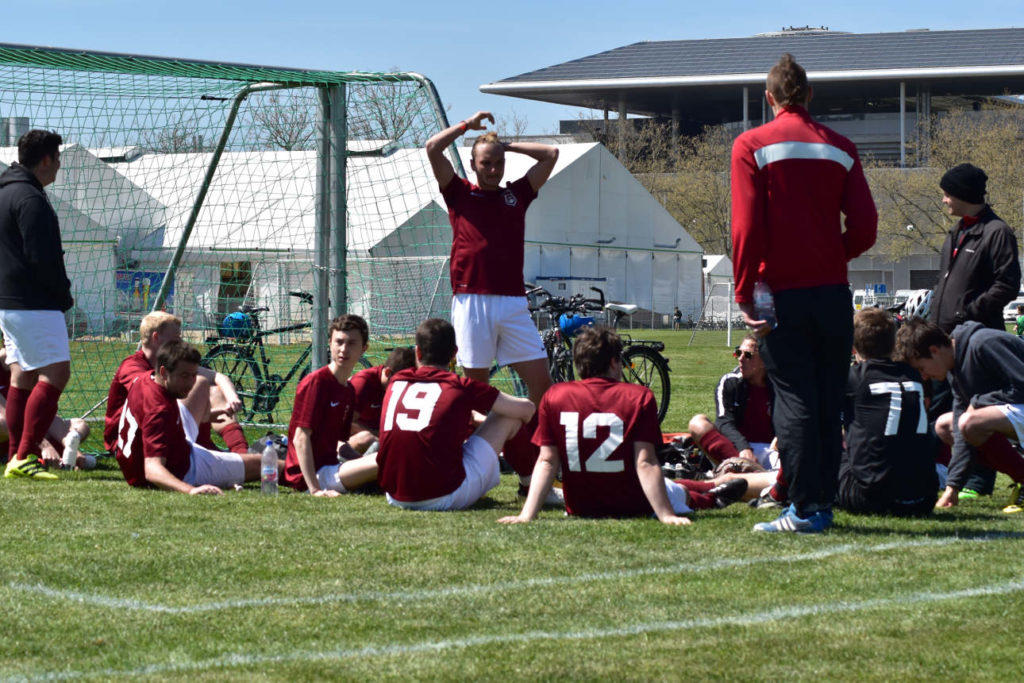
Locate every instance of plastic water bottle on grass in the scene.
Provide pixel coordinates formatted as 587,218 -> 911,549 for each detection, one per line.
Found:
261,439 -> 278,495
753,281 -> 777,330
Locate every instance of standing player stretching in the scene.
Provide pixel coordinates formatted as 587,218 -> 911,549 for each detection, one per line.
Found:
425,111 -> 558,484
731,54 -> 877,532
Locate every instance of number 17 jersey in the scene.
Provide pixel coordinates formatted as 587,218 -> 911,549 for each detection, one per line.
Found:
533,377 -> 662,517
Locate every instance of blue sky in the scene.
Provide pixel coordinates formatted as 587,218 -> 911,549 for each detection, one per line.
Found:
5,1 -> 1023,133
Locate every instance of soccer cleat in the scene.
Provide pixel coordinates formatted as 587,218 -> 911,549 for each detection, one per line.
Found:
4,454 -> 58,481
749,485 -> 785,509
517,483 -> 565,507
708,478 -> 748,508
1002,483 -> 1024,514
752,505 -> 832,533
957,488 -> 981,500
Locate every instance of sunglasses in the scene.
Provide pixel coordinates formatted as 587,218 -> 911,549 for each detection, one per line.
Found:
733,348 -> 754,360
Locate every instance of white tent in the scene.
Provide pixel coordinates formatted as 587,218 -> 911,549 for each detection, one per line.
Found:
45,141 -> 703,335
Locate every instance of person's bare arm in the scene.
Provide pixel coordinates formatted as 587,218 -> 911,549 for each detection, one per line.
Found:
293,426 -> 337,497
498,445 -> 559,524
425,111 -> 494,190
635,442 -> 691,526
144,457 -> 222,495
197,366 -> 242,415
491,392 -> 536,423
505,141 -> 559,193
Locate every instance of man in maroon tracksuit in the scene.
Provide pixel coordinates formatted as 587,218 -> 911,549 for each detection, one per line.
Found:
731,53 -> 878,532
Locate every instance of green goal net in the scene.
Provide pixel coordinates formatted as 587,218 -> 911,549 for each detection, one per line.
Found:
0,43 -> 459,431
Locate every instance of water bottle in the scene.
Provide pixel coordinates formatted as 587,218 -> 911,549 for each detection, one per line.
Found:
61,430 -> 81,470
753,281 -> 777,329
261,439 -> 278,495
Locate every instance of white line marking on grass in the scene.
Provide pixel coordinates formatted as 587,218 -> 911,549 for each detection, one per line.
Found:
5,532 -> 1016,616
17,577 -> 1024,681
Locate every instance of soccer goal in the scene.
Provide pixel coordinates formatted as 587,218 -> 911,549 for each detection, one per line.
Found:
0,43 -> 458,426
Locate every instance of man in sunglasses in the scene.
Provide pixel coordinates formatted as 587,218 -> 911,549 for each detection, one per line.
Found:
687,334 -> 777,472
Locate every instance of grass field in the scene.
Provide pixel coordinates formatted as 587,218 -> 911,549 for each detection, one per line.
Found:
3,330 -> 1023,680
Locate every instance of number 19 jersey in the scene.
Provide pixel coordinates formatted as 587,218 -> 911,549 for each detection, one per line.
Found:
533,377 -> 662,517
377,365 -> 499,502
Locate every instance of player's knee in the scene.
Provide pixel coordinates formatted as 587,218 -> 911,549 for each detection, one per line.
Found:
688,414 -> 711,437
935,412 -> 954,445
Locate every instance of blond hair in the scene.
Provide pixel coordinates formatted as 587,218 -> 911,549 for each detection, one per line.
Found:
139,311 -> 181,346
470,131 -> 501,160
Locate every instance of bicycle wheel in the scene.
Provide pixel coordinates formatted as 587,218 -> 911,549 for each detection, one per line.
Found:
202,345 -> 263,421
488,363 -> 529,397
621,346 -> 671,423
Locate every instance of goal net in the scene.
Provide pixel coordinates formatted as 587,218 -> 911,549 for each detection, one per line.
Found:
0,44 -> 456,427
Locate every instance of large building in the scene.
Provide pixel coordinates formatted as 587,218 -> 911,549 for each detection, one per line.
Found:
482,27 -> 1024,164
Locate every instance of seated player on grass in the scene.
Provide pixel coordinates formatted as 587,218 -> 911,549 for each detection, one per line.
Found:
282,314 -> 379,496
376,318 -> 536,511
499,326 -> 747,526
839,308 -> 937,515
113,340 -> 265,494
896,318 -> 1024,512
0,347 -> 92,469
347,346 -> 416,454
687,333 -> 777,471
104,311 -> 248,456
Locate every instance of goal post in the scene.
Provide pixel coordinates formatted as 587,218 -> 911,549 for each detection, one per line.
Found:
0,43 -> 459,427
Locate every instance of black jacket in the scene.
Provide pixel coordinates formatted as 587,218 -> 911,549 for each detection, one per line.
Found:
0,163 -> 72,311
930,206 -> 1019,333
713,368 -> 774,452
948,322 -> 1024,488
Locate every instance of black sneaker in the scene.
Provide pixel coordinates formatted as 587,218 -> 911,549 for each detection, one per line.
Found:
708,478 -> 748,508
749,487 -> 785,509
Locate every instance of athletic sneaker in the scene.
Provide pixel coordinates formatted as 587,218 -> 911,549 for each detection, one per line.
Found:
4,454 -> 58,481
752,505 -> 832,533
1002,483 -> 1024,514
517,483 -> 565,507
708,479 -> 748,508
958,488 -> 981,500
748,486 -> 785,510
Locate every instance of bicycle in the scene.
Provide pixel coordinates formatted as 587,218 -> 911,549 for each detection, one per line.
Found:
518,286 -> 672,423
201,290 -> 368,424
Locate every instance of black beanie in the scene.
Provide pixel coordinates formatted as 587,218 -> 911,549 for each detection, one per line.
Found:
940,163 -> 987,204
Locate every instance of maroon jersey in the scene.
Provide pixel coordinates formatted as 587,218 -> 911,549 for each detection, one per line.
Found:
739,383 -> 773,444
114,374 -> 191,487
442,175 -> 536,296
104,350 -> 152,451
349,365 -> 385,430
283,366 -> 355,490
376,365 -> 499,502
533,378 -> 662,518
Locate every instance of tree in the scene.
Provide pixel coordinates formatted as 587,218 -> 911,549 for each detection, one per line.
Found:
248,91 -> 316,151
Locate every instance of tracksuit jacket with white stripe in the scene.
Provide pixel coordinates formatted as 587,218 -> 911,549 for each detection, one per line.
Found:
730,106 -> 877,303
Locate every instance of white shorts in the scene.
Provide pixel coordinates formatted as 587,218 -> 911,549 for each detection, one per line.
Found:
664,478 -> 694,515
996,404 -> 1024,444
750,442 -> 781,471
451,294 -> 545,369
386,434 -> 501,511
183,443 -> 245,488
315,464 -> 350,494
0,310 -> 70,370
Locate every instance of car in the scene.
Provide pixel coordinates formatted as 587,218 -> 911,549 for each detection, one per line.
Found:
1002,297 -> 1024,323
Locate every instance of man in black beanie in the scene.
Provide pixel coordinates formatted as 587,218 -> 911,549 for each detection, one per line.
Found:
930,163 -> 1019,332
928,162 -> 1020,500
